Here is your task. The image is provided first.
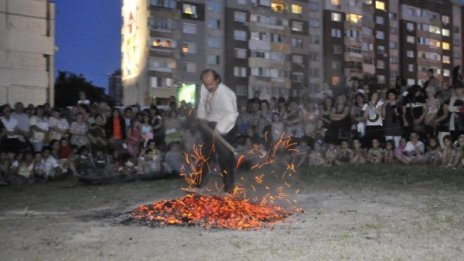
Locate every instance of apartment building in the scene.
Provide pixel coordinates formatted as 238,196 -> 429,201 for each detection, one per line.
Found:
122,0 -> 463,105
0,0 -> 55,106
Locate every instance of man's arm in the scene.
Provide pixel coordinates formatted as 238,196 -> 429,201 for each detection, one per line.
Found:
197,85 -> 206,120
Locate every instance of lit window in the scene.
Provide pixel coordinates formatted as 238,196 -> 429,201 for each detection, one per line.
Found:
406,36 -> 415,43
331,0 -> 340,6
443,69 -> 450,77
271,3 -> 285,12
332,12 -> 342,22
291,4 -> 303,14
443,55 -> 450,64
442,42 -> 450,50
442,28 -> 450,37
182,43 -> 189,54
406,50 -> 415,58
183,4 -> 198,18
375,1 -> 385,10
406,22 -> 414,32
346,14 -> 362,24
331,76 -> 340,86
442,15 -> 450,24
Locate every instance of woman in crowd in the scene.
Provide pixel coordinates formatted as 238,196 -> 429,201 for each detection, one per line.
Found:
69,112 -> 89,148
382,89 -> 402,147
105,108 -> 126,152
30,105 -> 49,152
364,91 -> 384,147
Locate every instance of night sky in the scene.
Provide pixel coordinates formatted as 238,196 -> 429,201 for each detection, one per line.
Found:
55,0 -> 464,91
55,0 -> 122,90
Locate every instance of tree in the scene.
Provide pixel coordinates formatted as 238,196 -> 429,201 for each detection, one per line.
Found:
54,71 -> 114,107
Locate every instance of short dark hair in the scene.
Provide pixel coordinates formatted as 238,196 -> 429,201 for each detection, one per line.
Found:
200,69 -> 221,84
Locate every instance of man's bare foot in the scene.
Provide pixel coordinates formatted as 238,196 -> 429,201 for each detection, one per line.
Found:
181,187 -> 206,194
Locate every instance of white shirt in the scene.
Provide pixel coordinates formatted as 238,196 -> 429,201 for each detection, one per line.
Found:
1,116 -> 19,138
404,140 -> 425,154
197,83 -> 238,134
11,112 -> 30,132
30,116 -> 49,142
49,117 -> 70,140
363,100 -> 384,126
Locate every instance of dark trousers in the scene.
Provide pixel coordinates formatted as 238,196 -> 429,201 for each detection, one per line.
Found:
197,122 -> 235,193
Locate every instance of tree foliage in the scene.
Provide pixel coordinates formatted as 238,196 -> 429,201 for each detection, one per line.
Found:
54,71 -> 114,107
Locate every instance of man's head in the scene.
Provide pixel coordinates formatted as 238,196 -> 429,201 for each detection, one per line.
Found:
200,69 -> 221,93
14,102 -> 24,113
427,68 -> 434,78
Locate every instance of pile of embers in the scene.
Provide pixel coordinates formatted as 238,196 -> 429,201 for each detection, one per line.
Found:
123,194 -> 295,230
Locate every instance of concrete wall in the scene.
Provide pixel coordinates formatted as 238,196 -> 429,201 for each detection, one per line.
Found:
0,0 -> 55,106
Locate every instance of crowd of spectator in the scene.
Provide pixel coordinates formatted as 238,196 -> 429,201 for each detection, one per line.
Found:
1,70 -> 464,186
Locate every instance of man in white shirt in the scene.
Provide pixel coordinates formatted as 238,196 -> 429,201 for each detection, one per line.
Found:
0,105 -> 21,153
11,102 -> 30,139
194,69 -> 238,194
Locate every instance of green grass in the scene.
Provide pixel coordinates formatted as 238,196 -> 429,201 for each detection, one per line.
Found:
298,164 -> 464,188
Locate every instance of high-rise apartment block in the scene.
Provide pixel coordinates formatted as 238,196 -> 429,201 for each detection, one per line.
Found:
122,0 -> 464,105
0,0 -> 55,106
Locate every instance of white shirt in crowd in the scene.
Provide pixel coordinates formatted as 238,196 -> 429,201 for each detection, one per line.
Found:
30,116 -> 49,143
363,100 -> 384,126
49,117 -> 70,140
404,140 -> 425,155
0,116 -> 19,138
197,82 -> 238,134
11,112 -> 30,133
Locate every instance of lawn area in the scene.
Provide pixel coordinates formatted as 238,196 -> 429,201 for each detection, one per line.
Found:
0,164 -> 463,260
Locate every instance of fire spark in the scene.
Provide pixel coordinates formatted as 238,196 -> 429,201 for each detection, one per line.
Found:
128,194 -> 294,230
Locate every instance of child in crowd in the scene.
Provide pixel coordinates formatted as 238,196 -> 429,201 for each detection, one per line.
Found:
367,138 -> 384,163
308,140 -> 326,166
42,146 -> 62,180
336,140 -> 353,165
138,148 -> 162,176
127,120 -> 142,157
32,151 -> 47,181
271,113 -> 285,144
442,136 -> 455,167
164,142 -> 183,176
291,139 -> 310,167
426,138 -> 442,165
324,143 -> 338,166
93,148 -> 110,176
15,151 -> 34,183
141,114 -> 154,148
384,140 -> 395,163
351,138 -> 366,165
394,138 -> 407,161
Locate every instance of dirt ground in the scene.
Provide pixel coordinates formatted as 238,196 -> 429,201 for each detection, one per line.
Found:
1,164 -> 464,261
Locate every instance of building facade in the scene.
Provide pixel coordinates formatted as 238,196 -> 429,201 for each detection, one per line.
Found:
123,0 -> 464,106
0,0 -> 55,106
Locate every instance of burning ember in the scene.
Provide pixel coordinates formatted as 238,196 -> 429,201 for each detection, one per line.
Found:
127,194 -> 295,230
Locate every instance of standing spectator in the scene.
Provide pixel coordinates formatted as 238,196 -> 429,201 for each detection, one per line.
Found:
0,105 -> 22,153
256,100 -> 272,145
105,108 -> 126,151
70,113 -> 89,147
141,113 -> 154,148
382,89 -> 402,147
150,106 -> 165,149
424,87 -> 441,139
327,94 -> 351,144
321,97 -> 333,128
77,91 -> 90,106
434,96 -> 450,148
284,100 -> 304,140
164,109 -> 183,146
351,93 -> 367,138
123,107 -> 134,135
127,120 -> 142,157
423,68 -> 440,93
11,102 -> 31,142
303,102 -> 320,139
30,105 -> 49,152
448,83 -> 464,140
48,108 -> 69,141
402,85 -> 426,139
363,91 -> 384,147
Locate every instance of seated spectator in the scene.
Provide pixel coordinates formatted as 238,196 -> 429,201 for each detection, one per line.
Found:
164,142 -> 183,176
141,114 -> 154,148
42,146 -> 62,180
308,140 -> 325,166
324,143 -> 338,166
336,140 -> 353,165
88,114 -> 108,153
137,148 -> 162,176
13,151 -> 34,184
70,113 -> 89,147
291,139 -> 310,168
426,137 -> 441,165
351,138 -> 366,165
367,138 -> 384,163
93,148 -> 111,176
32,151 -> 47,182
48,108 -> 69,141
394,137 -> 407,160
384,140 -> 395,163
396,132 -> 425,164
